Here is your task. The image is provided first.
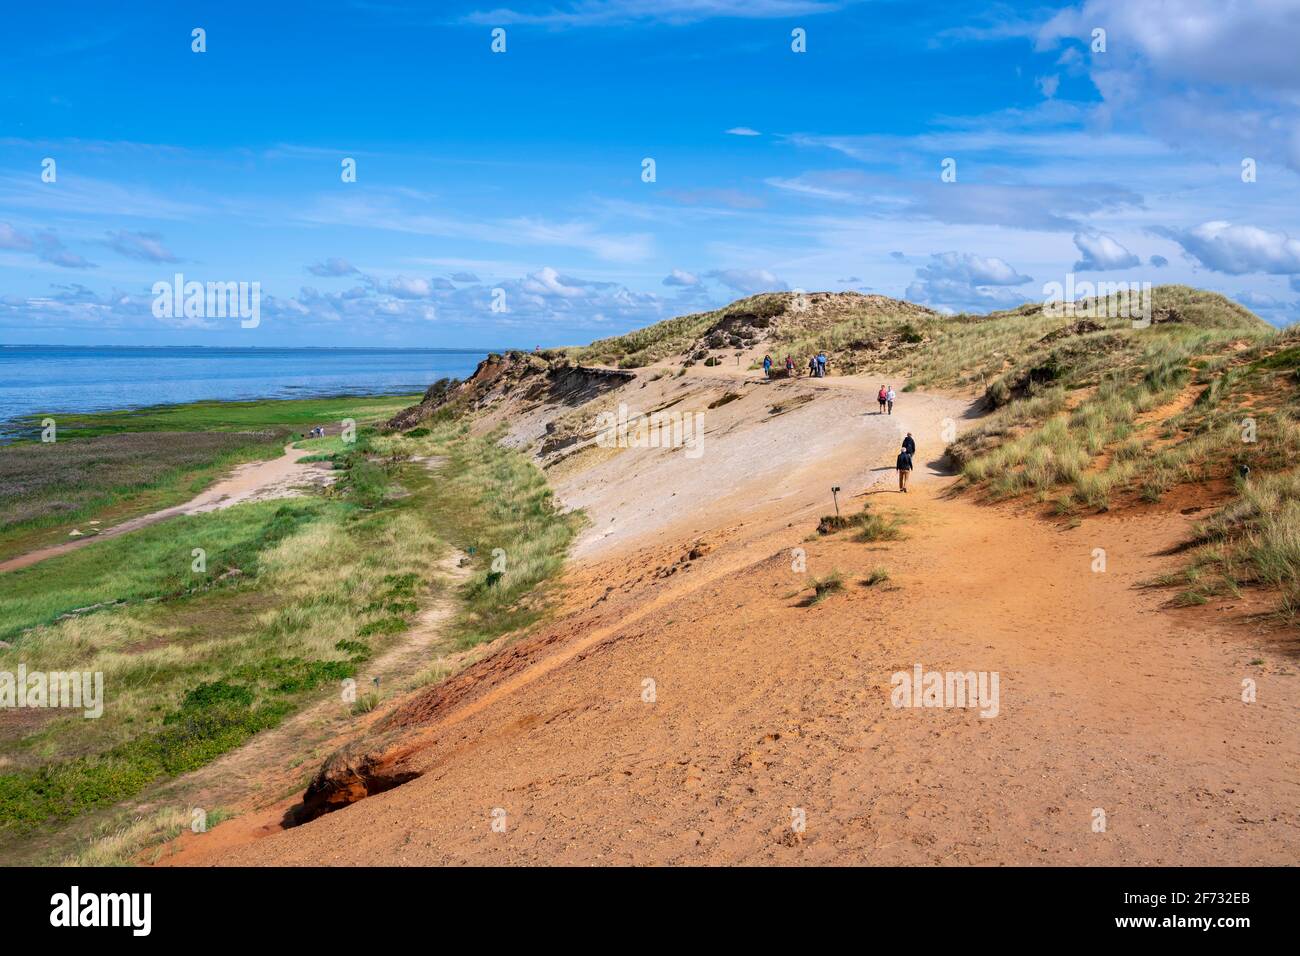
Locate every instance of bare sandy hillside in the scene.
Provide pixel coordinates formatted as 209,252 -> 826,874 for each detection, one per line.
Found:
158,352 -> 1298,866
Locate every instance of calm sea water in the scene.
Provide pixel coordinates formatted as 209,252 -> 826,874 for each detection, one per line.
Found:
0,346 -> 491,438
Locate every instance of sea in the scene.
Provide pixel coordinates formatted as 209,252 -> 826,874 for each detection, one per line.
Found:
0,346 -> 493,439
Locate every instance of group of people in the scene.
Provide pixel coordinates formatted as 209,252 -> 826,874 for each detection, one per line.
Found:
876,384 -> 896,415
307,426 -> 327,438
761,352 -> 829,379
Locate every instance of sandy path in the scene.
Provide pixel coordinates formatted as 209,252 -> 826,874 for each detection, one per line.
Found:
169,375 -> 1298,866
0,444 -> 332,574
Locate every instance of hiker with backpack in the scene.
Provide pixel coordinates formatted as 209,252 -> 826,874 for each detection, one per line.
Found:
877,385 -> 887,414
808,356 -> 818,377
817,352 -> 828,377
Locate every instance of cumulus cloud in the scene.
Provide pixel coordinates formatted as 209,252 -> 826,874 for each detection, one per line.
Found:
705,268 -> 787,295
522,266 -> 586,298
375,275 -> 434,298
725,127 -> 761,136
1036,0 -> 1300,168
662,268 -> 700,287
105,230 -> 179,263
1072,231 -> 1140,271
906,251 -> 1034,313
914,251 -> 1032,287
1158,221 -> 1300,275
307,257 -> 359,277
449,271 -> 480,283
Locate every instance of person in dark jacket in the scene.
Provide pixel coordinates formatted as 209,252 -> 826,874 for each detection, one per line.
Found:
896,449 -> 913,492
902,432 -> 916,457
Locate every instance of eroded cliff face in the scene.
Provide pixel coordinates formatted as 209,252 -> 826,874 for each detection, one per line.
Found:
387,352 -> 635,432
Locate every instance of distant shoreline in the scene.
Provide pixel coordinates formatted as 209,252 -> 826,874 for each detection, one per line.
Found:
0,344 -> 507,353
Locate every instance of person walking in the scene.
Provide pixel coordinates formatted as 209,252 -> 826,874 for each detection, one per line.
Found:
808,355 -> 818,377
763,354 -> 773,379
902,432 -> 916,457
896,447 -> 913,492
877,384 -> 887,414
886,385 -> 896,415
817,352 -> 827,377
785,355 -> 795,376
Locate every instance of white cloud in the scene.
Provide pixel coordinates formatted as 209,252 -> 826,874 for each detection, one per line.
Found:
706,268 -> 787,295
1160,221 -> 1300,275
663,268 -> 700,287
522,265 -> 586,298
914,251 -> 1032,287
377,275 -> 434,298
1072,231 -> 1139,271
726,127 -> 761,136
307,257 -> 359,277
905,251 -> 1034,312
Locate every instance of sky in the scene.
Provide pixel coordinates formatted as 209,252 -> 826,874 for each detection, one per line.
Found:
1,0 -> 1298,348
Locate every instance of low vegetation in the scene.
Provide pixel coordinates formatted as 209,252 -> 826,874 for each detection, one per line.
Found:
371,422 -> 583,649
0,394 -> 418,562
0,396 -> 578,861
808,570 -> 844,604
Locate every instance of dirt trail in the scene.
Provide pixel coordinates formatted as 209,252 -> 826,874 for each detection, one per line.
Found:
0,444 -> 333,575
168,373 -> 1298,866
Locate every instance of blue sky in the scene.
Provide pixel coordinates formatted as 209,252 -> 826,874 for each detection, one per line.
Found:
2,0 -> 1298,347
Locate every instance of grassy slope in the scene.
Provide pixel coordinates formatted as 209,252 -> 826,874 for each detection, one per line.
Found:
570,293 -> 789,368
0,397 -> 576,857
0,394 -> 418,562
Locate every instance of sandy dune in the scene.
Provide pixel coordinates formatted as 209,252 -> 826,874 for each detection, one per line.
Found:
163,367 -> 1298,866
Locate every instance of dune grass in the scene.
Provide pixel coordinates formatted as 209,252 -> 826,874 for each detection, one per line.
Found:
373,422 -> 583,648
808,570 -> 845,603
854,506 -> 907,542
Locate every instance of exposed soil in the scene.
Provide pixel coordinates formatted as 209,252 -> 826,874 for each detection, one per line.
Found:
159,364 -> 1298,866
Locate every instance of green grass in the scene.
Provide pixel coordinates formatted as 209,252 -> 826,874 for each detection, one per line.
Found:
571,293 -> 788,368
0,394 -> 418,563
0,499 -> 323,644
808,570 -> 844,604
853,507 -> 907,542
373,422 -> 583,648
0,439 -> 443,839
17,393 -> 420,440
0,431 -> 286,559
